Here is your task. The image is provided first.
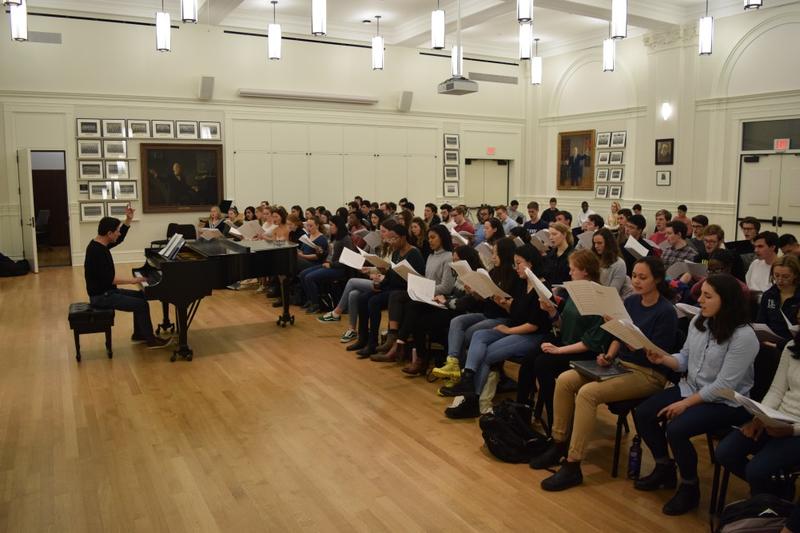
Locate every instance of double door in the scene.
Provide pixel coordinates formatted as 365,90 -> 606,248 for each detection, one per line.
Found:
737,153 -> 800,238
463,159 -> 509,208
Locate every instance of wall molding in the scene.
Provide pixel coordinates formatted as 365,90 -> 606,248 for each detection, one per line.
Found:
696,89 -> 800,112
539,106 -> 648,126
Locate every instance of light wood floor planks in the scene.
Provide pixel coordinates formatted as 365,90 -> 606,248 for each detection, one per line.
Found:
0,264 -> 749,532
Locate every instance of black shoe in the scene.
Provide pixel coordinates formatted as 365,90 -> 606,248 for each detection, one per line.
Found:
444,395 -> 480,419
529,440 -> 566,470
305,304 -> 320,314
635,461 -> 677,491
448,370 -> 476,396
300,301 -> 311,309
131,334 -> 148,344
356,346 -> 377,359
272,299 -> 283,308
662,483 -> 700,516
541,461 -> 583,492
346,341 -> 367,352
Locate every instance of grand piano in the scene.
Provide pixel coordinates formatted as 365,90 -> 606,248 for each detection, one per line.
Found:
133,239 -> 297,361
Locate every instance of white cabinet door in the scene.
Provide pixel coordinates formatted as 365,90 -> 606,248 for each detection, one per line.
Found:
406,155 -> 437,204
376,155 -> 408,201
233,151 -> 272,207
272,123 -> 308,153
309,154 -> 343,208
739,155 -> 782,233
272,153 -> 309,206
308,124 -> 343,154
464,160 -> 485,207
376,127 -> 408,156
343,126 -> 376,155
343,155 -> 375,200
484,160 -> 509,206
232,120 -> 271,151
407,128 -> 438,156
778,154 -> 800,236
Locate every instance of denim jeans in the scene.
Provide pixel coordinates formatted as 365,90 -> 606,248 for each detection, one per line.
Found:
337,277 -> 373,329
90,288 -> 153,339
715,428 -> 800,496
357,289 -> 394,348
465,328 -> 545,394
446,313 -> 507,360
299,265 -> 346,306
634,386 -> 750,481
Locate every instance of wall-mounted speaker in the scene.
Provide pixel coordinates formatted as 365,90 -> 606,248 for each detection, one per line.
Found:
398,91 -> 413,112
199,76 -> 215,101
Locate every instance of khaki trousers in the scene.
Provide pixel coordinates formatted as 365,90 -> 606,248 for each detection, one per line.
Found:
551,362 -> 668,461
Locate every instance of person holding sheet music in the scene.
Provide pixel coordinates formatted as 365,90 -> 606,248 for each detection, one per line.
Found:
268,207 -> 290,242
523,201 -> 549,235
444,245 -> 551,419
517,250 -> 612,431
201,206 -> 230,236
660,220 -> 698,269
372,225 -> 455,363
346,212 -> 368,250
350,224 -> 425,358
756,255 -> 800,346
715,333 -> 800,499
295,216 -> 328,272
747,231 -> 780,293
621,214 -> 655,275
689,215 -> 708,253
633,274 -> 758,516
298,216 -> 355,315
481,217 -> 505,247
409,217 -> 431,260
532,257 -> 678,492
680,249 -> 750,305
593,228 -> 633,298
540,223 -> 574,286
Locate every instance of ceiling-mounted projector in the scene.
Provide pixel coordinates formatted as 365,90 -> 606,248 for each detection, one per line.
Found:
438,76 -> 478,95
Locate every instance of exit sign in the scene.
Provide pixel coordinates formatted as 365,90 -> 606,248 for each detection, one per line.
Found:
774,138 -> 790,152
487,147 -> 496,155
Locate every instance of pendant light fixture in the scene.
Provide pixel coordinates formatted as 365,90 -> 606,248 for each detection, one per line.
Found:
602,37 -> 615,72
451,0 -> 463,78
611,0 -> 627,39
371,15 -> 384,70
431,0 -> 445,50
698,0 -> 713,55
517,0 -> 533,23
744,0 -> 763,9
3,0 -> 22,6
311,0 -> 326,36
9,0 -> 27,41
156,0 -> 171,52
530,38 -> 542,85
268,1 -> 281,60
181,0 -> 198,23
518,21 -> 532,60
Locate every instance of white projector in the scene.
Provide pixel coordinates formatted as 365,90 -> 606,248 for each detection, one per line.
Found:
437,76 -> 478,95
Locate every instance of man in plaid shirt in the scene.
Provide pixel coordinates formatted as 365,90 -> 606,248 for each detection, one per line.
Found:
661,220 -> 699,269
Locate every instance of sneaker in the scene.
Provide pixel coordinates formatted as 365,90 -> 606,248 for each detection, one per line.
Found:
444,394 -> 480,419
541,461 -> 583,492
339,329 -> 357,342
432,356 -> 461,380
319,312 -> 342,323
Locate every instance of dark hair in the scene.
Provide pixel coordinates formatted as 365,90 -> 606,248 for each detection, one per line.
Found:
387,202 -> 397,211
485,217 -> 505,243
779,233 -> 798,248
593,227 -> 621,268
588,214 -> 605,228
629,214 -> 647,230
368,209 -> 385,229
439,203 -> 453,212
678,204 -> 688,212
336,207 -> 349,219
527,201 -> 540,210
409,217 -> 428,248
273,206 -> 288,224
666,220 -> 689,239
694,274 -> 751,344
381,218 -> 398,231
514,244 -> 540,272
429,224 -> 453,252
509,226 -> 531,244
707,249 -> 737,273
493,238 -> 518,291
691,214 -> 709,227
557,210 -> 573,224
328,215 -> 348,241
399,197 -> 408,206
406,202 -> 415,212
395,209 -> 413,229
244,206 -> 256,220
97,217 -> 121,236
307,215 -> 322,229
634,256 -> 673,300
291,205 -> 303,216
549,197 -> 557,203
455,245 -> 482,271
618,208 -> 632,220
510,200 -> 519,207
740,216 -> 761,232
425,202 -> 437,213
755,231 -> 779,251
655,209 -> 672,221
390,223 -> 408,239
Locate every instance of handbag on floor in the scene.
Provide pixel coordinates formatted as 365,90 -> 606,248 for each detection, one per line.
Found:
479,400 -> 548,464
716,493 -> 793,533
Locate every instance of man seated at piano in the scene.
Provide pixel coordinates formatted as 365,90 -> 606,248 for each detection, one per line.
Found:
84,206 -> 169,348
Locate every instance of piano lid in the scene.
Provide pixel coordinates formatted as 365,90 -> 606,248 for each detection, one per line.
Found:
246,240 -> 299,252
187,239 -> 250,257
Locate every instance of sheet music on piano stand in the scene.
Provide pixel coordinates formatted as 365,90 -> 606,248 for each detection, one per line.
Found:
159,233 -> 186,260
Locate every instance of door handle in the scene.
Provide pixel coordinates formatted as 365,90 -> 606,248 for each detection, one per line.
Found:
777,216 -> 783,227
27,216 -> 35,227
771,216 -> 777,226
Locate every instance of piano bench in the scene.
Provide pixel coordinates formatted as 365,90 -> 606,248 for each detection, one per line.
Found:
68,303 -> 115,363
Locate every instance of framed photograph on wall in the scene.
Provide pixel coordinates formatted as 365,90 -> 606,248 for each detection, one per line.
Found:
77,119 -> 101,138
88,181 -> 113,200
79,183 -> 89,194
113,181 -> 138,200
127,120 -> 151,138
141,143 -> 223,213
597,151 -> 610,165
105,160 -> 130,180
657,170 -> 672,186
444,150 -> 459,164
79,161 -> 104,180
655,138 -> 674,165
608,184 -> 623,199
104,140 -> 127,159
102,119 -> 126,138
557,129 -> 595,191
596,168 -> 608,182
596,132 -> 611,148
596,185 -> 608,198
80,202 -> 105,222
77,140 -> 102,159
609,151 -> 624,164
610,131 -> 627,148
199,121 -> 221,140
443,166 -> 459,182
444,134 -> 460,149
443,181 -> 459,198
176,121 -> 198,139
609,168 -> 624,182
106,202 -> 131,218
152,120 -> 175,138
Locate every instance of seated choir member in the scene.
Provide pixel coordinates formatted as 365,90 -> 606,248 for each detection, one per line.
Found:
298,216 -> 355,315
367,210 -> 385,235
621,214 -> 656,275
444,245 -> 551,419
84,207 -> 168,348
473,205 -> 493,245
747,231 -> 780,293
531,257 -> 678,491
673,204 -> 691,228
679,249 -> 750,305
201,205 -> 230,235
756,255 -> 800,346
371,224 -> 455,362
286,214 -> 306,243
593,228 -> 633,298
660,220 -> 699,269
649,209 -> 672,246
423,203 -> 441,227
517,250 -> 612,431
524,201 -> 549,234
481,217 -> 505,248
633,274 -> 758,516
540,222 -> 574,286
606,201 -> 621,232
615,208 -> 633,249
451,205 -> 475,236
243,206 -> 256,222
432,238 -> 518,380
226,206 -> 243,227
715,333 -> 800,500
780,234 -> 800,258
409,217 -> 431,259
350,224 -> 425,357
269,206 -> 290,242
346,212 -> 367,249
689,215 -> 708,253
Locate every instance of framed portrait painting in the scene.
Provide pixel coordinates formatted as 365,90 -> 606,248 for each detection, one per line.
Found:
141,143 -> 223,213
656,138 -> 674,165
657,170 -> 672,186
557,129 -> 595,191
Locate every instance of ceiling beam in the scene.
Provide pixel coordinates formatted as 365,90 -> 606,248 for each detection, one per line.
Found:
198,0 -> 246,26
394,1 -> 514,48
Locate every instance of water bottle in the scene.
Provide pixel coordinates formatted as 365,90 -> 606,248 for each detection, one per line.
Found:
627,435 -> 642,480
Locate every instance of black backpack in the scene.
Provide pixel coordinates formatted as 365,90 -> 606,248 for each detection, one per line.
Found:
479,400 -> 549,464
0,253 -> 29,277
716,494 -> 794,533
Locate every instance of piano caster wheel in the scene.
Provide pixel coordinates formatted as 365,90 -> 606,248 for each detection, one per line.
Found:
289,316 -> 295,325
107,351 -> 113,359
186,353 -> 193,361
170,353 -> 178,362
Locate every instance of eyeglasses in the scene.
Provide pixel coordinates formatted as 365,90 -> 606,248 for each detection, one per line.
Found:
691,224 -> 704,229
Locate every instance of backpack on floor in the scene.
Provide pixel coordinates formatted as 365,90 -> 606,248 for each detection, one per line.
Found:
0,253 -> 29,277
479,400 -> 549,464
716,494 -> 793,533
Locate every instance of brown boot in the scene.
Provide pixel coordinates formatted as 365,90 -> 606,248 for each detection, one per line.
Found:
402,350 -> 428,376
375,331 -> 398,354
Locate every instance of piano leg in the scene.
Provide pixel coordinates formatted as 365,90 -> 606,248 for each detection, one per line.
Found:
156,301 -> 175,336
276,275 -> 295,328
171,303 -> 194,362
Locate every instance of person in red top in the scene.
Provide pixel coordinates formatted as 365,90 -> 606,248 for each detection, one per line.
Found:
649,209 -> 672,246
673,204 -> 692,229
452,205 -> 474,234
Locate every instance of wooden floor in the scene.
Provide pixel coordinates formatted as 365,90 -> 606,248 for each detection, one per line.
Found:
0,264 -> 748,532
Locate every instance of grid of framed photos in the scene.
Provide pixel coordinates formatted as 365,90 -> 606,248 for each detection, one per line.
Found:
595,130 -> 626,199
443,134 -> 460,198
